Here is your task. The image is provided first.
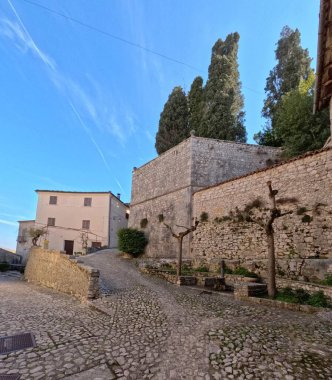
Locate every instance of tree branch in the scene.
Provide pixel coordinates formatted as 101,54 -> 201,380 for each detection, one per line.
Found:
175,224 -> 191,230
163,222 -> 178,239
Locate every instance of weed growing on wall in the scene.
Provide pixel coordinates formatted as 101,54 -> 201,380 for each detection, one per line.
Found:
200,212 -> 209,222
140,218 -> 148,228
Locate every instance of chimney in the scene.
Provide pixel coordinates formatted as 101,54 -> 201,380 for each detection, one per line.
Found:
117,193 -> 121,199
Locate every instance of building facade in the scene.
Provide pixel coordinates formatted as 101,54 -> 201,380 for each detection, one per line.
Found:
129,136 -> 281,258
16,191 -> 128,260
16,220 -> 36,263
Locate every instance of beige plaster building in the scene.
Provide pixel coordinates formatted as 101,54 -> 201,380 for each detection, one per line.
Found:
16,190 -> 128,260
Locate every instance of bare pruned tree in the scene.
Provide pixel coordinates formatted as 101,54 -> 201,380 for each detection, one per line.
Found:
230,181 -> 297,298
163,219 -> 199,278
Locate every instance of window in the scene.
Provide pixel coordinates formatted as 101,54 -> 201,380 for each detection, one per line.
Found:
49,196 -> 57,205
47,218 -> 55,226
82,220 -> 90,230
84,197 -> 92,207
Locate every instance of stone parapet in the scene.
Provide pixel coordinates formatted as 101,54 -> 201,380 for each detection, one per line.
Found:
234,283 -> 267,298
276,278 -> 332,299
24,248 -> 100,300
236,295 -> 329,314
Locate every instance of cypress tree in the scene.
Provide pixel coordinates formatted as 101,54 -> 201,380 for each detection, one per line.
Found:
201,33 -> 246,142
255,26 -> 312,146
188,76 -> 204,135
155,86 -> 189,155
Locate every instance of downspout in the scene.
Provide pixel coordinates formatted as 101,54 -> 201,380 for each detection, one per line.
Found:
108,193 -> 112,247
187,134 -> 195,257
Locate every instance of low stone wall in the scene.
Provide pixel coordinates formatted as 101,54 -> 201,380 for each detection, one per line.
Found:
234,283 -> 267,298
192,257 -> 332,283
24,248 -> 100,300
236,295 -> 328,314
276,278 -> 332,299
140,267 -> 197,286
0,250 -> 22,264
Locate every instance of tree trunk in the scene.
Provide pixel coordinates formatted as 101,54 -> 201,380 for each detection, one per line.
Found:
177,237 -> 183,278
266,230 -> 277,298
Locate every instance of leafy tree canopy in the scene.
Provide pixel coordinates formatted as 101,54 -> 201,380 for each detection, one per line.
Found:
256,26 -> 312,146
273,71 -> 329,158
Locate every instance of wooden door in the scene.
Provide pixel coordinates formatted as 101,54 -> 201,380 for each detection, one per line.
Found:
64,240 -> 74,255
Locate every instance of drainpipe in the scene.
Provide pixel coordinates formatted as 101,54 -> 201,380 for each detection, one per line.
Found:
330,97 -> 332,145
108,193 -> 112,247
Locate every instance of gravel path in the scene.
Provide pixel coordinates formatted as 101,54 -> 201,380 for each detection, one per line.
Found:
0,250 -> 331,379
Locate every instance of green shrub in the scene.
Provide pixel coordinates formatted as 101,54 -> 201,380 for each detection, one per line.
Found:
307,291 -> 330,308
294,288 -> 310,304
0,262 -> 10,272
194,266 -> 209,273
276,288 -> 330,308
223,266 -> 233,274
181,264 -> 192,275
232,267 -> 259,278
320,274 -> 332,286
117,228 -> 148,257
296,207 -> 307,215
301,214 -> 312,223
276,287 -> 300,303
160,264 -> 176,274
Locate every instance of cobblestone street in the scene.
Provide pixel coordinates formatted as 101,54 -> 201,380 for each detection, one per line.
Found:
0,250 -> 331,379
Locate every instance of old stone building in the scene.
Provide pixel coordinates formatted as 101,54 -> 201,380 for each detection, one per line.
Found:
129,136 -> 281,258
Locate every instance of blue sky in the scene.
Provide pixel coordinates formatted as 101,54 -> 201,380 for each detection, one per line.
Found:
0,0 -> 319,250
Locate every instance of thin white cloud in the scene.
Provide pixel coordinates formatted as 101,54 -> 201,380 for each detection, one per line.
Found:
1,0 -> 125,174
0,219 -> 17,227
115,178 -> 124,193
4,0 -> 56,71
124,0 -> 165,86
145,129 -> 155,143
0,212 -> 27,220
68,101 -> 113,174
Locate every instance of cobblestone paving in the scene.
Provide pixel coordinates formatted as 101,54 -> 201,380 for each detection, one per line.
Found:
0,250 -> 331,380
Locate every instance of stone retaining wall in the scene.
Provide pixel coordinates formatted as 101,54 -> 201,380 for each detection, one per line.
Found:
193,148 -> 332,269
235,295 -> 328,314
24,248 -> 100,300
276,278 -> 332,299
140,267 -> 197,286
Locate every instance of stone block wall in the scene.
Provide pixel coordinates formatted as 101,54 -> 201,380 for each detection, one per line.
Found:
192,148 -> 332,272
191,137 -> 280,191
24,248 -> 100,300
129,136 -> 280,258
129,187 -> 192,258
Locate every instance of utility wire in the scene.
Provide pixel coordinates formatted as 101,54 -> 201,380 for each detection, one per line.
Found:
20,0 -> 203,73
19,0 -> 264,95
